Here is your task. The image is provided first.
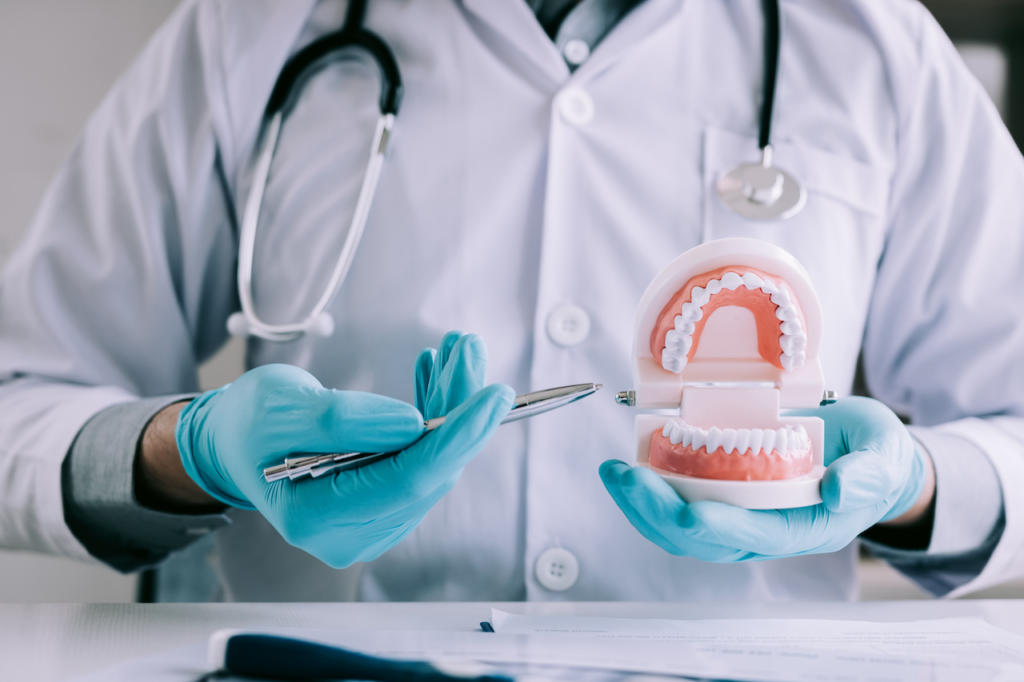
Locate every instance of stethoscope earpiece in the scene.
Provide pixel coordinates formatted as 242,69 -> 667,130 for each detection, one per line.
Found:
226,312 -> 249,338
310,312 -> 335,338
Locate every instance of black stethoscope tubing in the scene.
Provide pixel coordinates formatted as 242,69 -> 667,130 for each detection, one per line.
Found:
759,0 -> 780,152
262,0 -> 783,185
265,0 -> 402,120
231,0 -> 793,342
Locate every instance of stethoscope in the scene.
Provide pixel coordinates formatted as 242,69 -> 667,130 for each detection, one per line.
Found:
715,0 -> 806,221
226,0 -> 401,341
228,0 -> 803,342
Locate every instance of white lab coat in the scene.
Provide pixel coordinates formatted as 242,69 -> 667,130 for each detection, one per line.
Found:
2,0 -> 1024,601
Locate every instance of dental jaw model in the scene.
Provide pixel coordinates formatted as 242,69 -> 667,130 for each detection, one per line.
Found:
624,238 -> 826,509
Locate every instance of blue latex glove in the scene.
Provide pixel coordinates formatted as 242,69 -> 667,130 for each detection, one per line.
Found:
176,331 -> 514,568
599,397 -> 928,561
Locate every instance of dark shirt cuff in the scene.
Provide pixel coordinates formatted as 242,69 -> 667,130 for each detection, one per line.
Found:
61,395 -> 230,573
860,428 -> 1005,596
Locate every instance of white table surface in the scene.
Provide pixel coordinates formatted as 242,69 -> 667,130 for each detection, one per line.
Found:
4,599 -> 1024,681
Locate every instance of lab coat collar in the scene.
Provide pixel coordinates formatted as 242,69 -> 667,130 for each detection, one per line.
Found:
460,0 -> 684,88
460,0 -> 570,88
572,0 -> 685,81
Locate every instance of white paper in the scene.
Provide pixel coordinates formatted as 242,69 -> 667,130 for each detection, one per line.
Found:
489,609 -> 1024,681
74,613 -> 1024,682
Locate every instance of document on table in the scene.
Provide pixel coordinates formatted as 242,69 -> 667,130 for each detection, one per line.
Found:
77,610 -> 1024,682
487,608 -> 1024,681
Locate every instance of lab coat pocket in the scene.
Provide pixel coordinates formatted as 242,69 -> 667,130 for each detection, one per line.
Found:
701,126 -> 890,284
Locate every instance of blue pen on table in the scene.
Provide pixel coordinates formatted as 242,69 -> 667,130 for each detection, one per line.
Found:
207,631 -> 514,682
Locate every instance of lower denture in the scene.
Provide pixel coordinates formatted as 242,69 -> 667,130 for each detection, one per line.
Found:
649,422 -> 813,481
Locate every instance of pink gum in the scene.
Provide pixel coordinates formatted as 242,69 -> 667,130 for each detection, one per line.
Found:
649,431 -> 813,481
649,265 -> 789,371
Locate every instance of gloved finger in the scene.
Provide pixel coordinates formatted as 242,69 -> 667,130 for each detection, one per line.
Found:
599,461 -> 754,562
414,348 -> 436,414
787,397 -> 907,467
345,478 -> 458,566
269,473 -> 453,568
425,330 -> 465,410
681,500 -> 874,557
324,383 -> 514,519
258,387 -> 425,460
820,446 -> 906,513
425,333 -> 488,418
437,329 -> 464,368
424,331 -> 467,417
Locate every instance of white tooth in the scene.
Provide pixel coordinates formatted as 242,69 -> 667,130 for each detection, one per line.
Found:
721,428 -> 738,453
742,273 -> 764,290
791,351 -> 806,369
780,354 -> 794,370
706,427 -> 722,452
735,429 -> 751,454
691,286 -> 710,306
721,272 -> 743,290
776,305 -> 796,321
669,422 -> 684,445
780,321 -> 804,336
674,314 -> 685,328
679,335 -> 693,354
777,428 -> 789,453
770,288 -> 791,306
690,427 -> 706,450
663,355 -> 685,373
666,329 -> 680,346
748,429 -> 764,453
681,425 -> 693,447
675,315 -> 695,332
780,334 -> 806,355
680,302 -> 703,322
760,279 -> 778,295
680,322 -> 696,335
706,279 -> 723,295
662,422 -> 673,438
761,429 -> 776,453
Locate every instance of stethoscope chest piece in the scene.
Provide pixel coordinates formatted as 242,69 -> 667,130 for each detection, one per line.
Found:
716,148 -> 806,221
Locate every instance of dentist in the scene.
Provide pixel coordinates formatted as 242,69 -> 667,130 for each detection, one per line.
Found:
0,0 -> 1021,602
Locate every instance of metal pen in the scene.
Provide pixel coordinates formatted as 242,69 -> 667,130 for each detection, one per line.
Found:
263,383 -> 601,483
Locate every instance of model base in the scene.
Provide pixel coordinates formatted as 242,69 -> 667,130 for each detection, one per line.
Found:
639,461 -> 824,509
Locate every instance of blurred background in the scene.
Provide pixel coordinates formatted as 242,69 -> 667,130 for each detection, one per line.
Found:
0,0 -> 1021,602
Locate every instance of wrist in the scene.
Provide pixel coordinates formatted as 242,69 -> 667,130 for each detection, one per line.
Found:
860,443 -> 936,550
134,400 -> 225,514
880,442 -> 935,527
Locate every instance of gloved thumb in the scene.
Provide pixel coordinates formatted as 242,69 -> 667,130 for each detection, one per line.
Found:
329,383 -> 515,516
288,389 -> 425,456
820,447 -> 902,513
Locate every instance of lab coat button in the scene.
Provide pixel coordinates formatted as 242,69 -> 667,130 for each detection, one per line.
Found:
555,87 -> 595,126
535,547 -> 579,591
563,39 -> 591,66
547,304 -> 591,346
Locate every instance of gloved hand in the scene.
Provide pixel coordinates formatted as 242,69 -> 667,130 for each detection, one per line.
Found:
176,331 -> 514,568
599,397 -> 929,561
